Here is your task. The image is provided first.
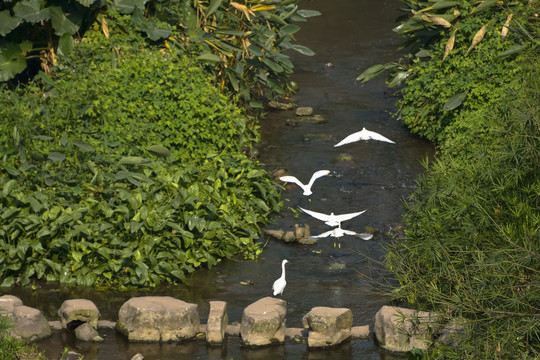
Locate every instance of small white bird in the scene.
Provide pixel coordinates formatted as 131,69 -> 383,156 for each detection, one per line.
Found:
313,227 -> 358,238
279,170 -> 330,196
334,127 -> 395,147
299,207 -> 366,227
272,259 -> 289,297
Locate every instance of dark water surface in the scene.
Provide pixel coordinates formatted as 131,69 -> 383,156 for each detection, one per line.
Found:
2,1 -> 434,359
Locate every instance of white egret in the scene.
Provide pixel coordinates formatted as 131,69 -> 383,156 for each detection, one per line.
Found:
279,170 -> 330,196
334,127 -> 395,147
313,227 -> 358,238
272,259 -> 289,297
299,207 -> 366,227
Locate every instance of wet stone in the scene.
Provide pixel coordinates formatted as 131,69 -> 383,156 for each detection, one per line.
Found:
241,297 -> 287,346
302,307 -> 353,348
373,305 -> 442,353
12,305 -> 52,342
58,299 -> 100,330
296,106 -> 314,116
351,325 -> 370,339
74,322 -> 103,342
206,300 -> 228,345
286,114 -> 326,126
268,101 -> 295,110
116,296 -> 199,342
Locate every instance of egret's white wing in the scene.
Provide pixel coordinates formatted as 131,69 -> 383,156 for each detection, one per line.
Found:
331,210 -> 366,223
279,176 -> 308,192
313,228 -> 358,238
306,170 -> 330,188
312,230 -> 334,238
334,127 -> 395,147
364,129 -> 395,144
299,207 -> 331,222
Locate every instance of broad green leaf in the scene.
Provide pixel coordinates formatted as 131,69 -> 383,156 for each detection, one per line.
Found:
118,156 -> 152,165
138,20 -> 171,41
470,0 -> 497,14
197,53 -> 222,63
148,144 -> 171,157
247,45 -> 263,56
0,44 -> 27,82
388,71 -> 410,88
73,139 -> 95,152
13,0 -> 50,23
57,33 -> 74,56
0,11 -> 19,36
250,101 -> 263,109
1,277 -> 15,287
443,92 -> 467,111
49,6 -> 78,36
75,0 -> 95,6
296,9 -> 321,18
48,151 -> 66,162
214,28 -> 247,36
112,0 -> 148,14
431,0 -> 460,9
33,135 -> 53,141
38,70 -> 54,86
60,133 -> 69,146
262,57 -> 283,72
356,63 -> 398,83
496,45 -> 525,58
290,44 -> 315,56
206,0 -> 222,16
279,24 -> 301,35
3,179 -> 17,197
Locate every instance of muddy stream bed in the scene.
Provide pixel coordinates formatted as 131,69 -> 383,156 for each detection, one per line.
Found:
1,0 -> 435,359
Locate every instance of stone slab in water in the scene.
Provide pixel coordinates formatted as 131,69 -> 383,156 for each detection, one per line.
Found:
302,306 -> 353,348
58,299 -> 100,329
206,300 -> 228,345
241,297 -> 287,346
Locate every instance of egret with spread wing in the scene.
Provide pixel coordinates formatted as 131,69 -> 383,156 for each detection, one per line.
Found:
279,170 -> 330,196
299,207 -> 366,227
334,127 -> 395,147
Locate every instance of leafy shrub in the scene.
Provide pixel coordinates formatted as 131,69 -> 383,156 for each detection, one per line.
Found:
385,52 -> 540,358
161,0 -> 320,104
357,0 -> 539,143
0,25 -> 282,288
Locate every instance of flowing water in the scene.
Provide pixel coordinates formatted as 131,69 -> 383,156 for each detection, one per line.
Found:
1,1 -> 435,359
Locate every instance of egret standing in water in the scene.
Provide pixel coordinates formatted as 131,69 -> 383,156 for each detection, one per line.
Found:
279,170 -> 330,196
272,259 -> 289,297
334,127 -> 395,147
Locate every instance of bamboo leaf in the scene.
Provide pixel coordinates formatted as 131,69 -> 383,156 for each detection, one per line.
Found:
73,139 -> 95,152
148,144 -> 170,157
443,28 -> 457,62
207,0 -> 222,16
297,9 -> 321,18
466,24 -> 487,55
496,45 -> 525,58
48,152 -> 66,162
290,44 -> 315,56
501,14 -> 513,38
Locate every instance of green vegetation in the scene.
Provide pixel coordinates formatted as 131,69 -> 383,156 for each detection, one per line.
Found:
0,11 -> 283,288
1,0 -> 318,103
0,315 -> 45,360
359,0 -> 540,358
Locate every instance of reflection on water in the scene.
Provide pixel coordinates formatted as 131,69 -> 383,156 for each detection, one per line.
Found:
3,0 -> 433,359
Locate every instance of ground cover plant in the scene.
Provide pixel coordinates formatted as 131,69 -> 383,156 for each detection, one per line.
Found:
385,48 -> 540,359
0,315 -> 45,360
357,0 -> 540,144
0,17 -> 282,288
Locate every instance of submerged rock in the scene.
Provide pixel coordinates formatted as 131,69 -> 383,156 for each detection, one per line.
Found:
268,101 -> 295,110
74,323 -> 103,342
265,224 -> 314,244
286,114 -> 326,126
295,106 -> 314,116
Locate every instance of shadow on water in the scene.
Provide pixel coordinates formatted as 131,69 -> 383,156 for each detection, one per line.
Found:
1,1 -> 433,359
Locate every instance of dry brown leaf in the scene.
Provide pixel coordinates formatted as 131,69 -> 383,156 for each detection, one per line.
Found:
501,13 -> 513,38
230,2 -> 255,20
101,16 -> 109,39
443,28 -> 458,62
466,24 -> 487,55
427,14 -> 452,28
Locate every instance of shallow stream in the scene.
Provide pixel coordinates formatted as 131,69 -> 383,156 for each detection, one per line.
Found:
1,1 -> 435,359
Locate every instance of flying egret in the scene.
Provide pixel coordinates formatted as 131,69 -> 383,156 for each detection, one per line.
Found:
279,170 -> 330,196
313,227 -> 358,238
334,127 -> 395,147
299,207 -> 366,227
272,259 -> 289,297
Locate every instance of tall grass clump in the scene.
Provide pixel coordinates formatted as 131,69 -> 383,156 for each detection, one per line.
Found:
385,48 -> 540,359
